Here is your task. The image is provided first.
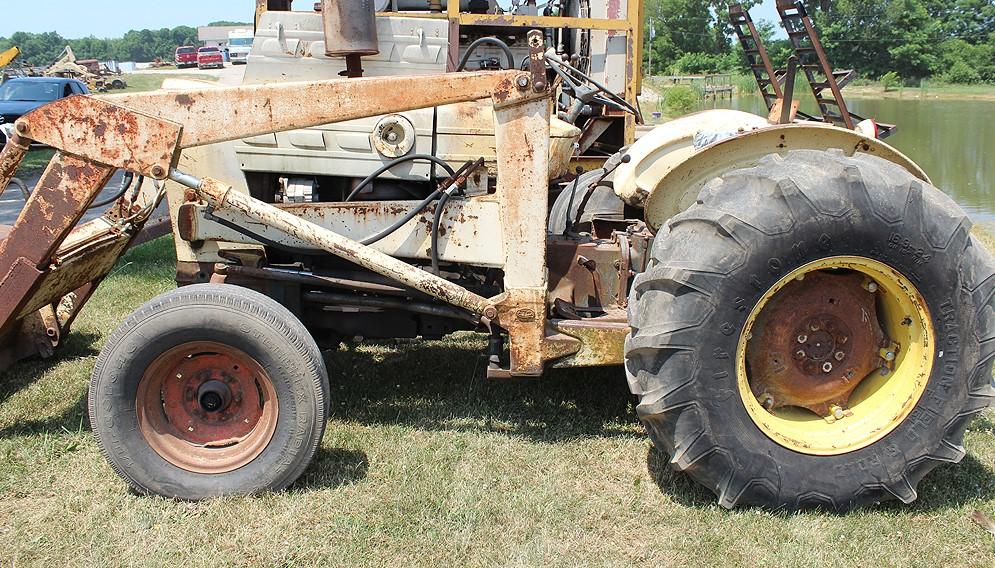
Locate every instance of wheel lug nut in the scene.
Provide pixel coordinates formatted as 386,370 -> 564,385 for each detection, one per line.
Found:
834,351 -> 845,361
797,334 -> 808,344
822,362 -> 833,373
829,405 -> 845,420
810,322 -> 821,332
795,349 -> 806,360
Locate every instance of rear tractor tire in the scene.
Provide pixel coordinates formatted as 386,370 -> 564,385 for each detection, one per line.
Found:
89,284 -> 329,500
625,149 -> 995,510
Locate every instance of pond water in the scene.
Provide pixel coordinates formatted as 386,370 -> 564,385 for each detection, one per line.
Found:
704,94 -> 995,224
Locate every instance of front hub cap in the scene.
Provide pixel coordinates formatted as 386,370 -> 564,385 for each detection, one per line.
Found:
136,341 -> 278,473
737,257 -> 934,455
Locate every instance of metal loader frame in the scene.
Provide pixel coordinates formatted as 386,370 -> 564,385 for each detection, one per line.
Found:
0,35 -> 596,376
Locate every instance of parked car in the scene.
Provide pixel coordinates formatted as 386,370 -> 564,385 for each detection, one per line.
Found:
197,47 -> 224,70
0,77 -> 89,144
175,46 -> 198,69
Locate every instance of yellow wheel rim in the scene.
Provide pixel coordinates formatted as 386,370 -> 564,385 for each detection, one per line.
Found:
737,256 -> 934,455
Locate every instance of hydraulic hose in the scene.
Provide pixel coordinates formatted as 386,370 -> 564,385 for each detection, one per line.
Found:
208,188 -> 446,250
360,187 -> 443,246
89,171 -> 138,210
456,37 -> 516,72
345,154 -> 455,202
430,191 -> 451,275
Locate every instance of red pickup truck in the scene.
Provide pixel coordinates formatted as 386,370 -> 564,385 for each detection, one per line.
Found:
197,47 -> 225,70
175,46 -> 198,69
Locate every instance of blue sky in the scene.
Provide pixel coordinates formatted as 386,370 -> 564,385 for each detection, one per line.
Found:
1,1 -> 786,39
0,1 -> 253,38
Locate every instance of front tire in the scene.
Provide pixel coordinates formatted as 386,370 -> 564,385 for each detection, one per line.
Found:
89,284 -> 329,499
625,150 -> 995,510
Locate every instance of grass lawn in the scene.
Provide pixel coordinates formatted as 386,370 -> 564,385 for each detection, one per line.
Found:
1,236 -> 994,566
120,73 -> 218,93
12,148 -> 55,179
846,82 -> 995,101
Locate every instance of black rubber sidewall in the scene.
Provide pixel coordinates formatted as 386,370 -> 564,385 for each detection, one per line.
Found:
90,285 -> 327,499
627,151 -> 993,509
688,212 -> 978,505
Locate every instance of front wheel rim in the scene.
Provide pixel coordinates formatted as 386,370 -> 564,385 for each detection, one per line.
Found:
136,341 -> 279,473
736,256 -> 934,456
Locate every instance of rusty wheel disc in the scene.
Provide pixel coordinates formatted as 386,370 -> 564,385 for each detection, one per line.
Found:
136,341 -> 279,473
737,256 -> 934,455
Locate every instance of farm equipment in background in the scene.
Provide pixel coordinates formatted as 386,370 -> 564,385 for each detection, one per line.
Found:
0,47 -> 21,71
0,0 -> 992,511
730,1 -> 895,138
76,59 -> 128,90
44,46 -> 126,92
0,47 -> 29,82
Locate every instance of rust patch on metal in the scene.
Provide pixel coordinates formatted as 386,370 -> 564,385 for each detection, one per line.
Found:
0,153 -> 114,333
550,314 -> 629,368
100,71 -> 533,149
136,341 -> 279,474
746,271 -> 886,416
18,96 -> 181,178
175,93 -> 196,109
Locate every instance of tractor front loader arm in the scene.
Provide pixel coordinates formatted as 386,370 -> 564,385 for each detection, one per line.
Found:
0,65 -> 561,376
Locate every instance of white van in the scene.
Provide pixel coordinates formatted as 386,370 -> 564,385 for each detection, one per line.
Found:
228,29 -> 254,65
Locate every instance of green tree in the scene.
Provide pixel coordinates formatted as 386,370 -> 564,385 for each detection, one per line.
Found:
819,0 -> 894,78
886,0 -> 940,79
924,0 -> 995,44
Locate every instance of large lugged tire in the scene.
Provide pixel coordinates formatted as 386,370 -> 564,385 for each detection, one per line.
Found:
89,284 -> 329,499
625,149 -> 995,510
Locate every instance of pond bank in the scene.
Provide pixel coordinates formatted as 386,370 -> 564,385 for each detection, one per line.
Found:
845,84 -> 995,101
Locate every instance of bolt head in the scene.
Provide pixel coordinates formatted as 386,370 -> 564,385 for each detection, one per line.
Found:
867,282 -> 878,293
884,351 -> 896,361
834,351 -> 845,361
516,76 -> 530,89
822,362 -> 833,373
760,394 -> 775,410
833,407 -> 845,419
795,349 -> 806,360
797,334 -> 808,344
795,274 -> 805,281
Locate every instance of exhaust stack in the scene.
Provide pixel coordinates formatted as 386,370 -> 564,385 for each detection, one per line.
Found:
320,0 -> 379,78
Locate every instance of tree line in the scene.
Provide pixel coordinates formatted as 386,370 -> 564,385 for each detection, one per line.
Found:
2,2 -> 992,84
646,0 -> 994,84
0,22 -> 249,66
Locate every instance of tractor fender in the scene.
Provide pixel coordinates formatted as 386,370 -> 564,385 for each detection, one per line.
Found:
614,109 -> 929,231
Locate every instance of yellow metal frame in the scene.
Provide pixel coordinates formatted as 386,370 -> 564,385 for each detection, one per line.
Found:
736,256 -> 934,456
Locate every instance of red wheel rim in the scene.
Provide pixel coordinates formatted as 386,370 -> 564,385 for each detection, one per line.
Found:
136,341 -> 278,474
